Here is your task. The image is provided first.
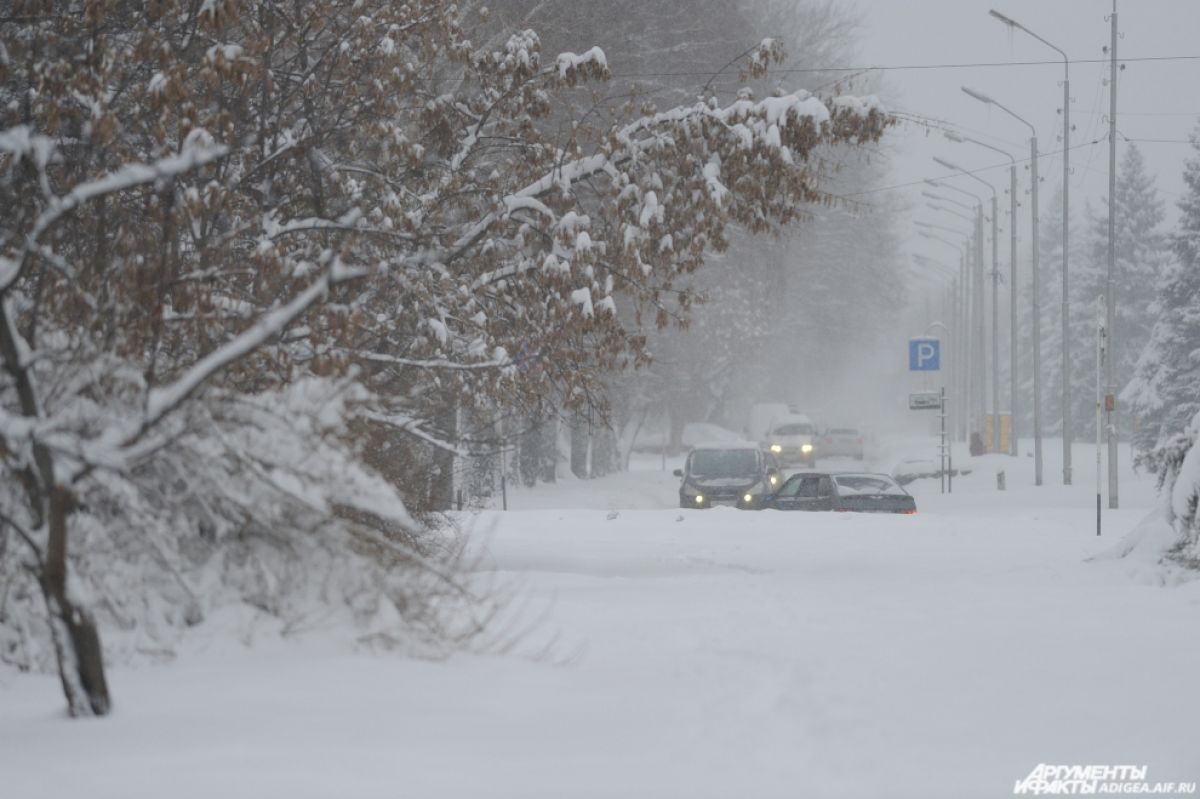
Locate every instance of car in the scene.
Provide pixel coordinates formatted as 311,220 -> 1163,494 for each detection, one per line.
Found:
763,414 -> 819,467
820,427 -> 865,460
760,471 -> 917,514
674,442 -> 782,509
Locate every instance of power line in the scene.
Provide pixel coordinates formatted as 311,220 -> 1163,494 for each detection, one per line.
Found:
608,53 -> 1200,80
1075,109 -> 1200,117
1074,58 -> 1112,195
841,134 -> 1110,199
1117,133 -> 1194,144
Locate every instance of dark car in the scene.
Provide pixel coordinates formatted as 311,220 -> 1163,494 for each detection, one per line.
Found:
761,472 -> 917,514
674,443 -> 782,509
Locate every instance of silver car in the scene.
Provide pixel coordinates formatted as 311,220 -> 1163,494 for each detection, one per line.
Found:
820,427 -> 864,460
764,417 -> 818,467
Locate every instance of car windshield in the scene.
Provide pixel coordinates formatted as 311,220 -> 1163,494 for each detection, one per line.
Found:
771,423 -> 813,436
833,474 -> 906,496
831,428 -> 857,435
689,449 -> 760,477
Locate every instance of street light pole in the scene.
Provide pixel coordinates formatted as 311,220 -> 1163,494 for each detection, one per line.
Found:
990,9 -> 1072,483
918,231 -> 971,440
920,199 -> 976,435
945,131 -> 1020,456
935,156 -> 1001,454
922,190 -> 976,215
1106,0 -> 1120,508
925,179 -> 987,442
961,86 -> 1043,486
927,202 -> 974,222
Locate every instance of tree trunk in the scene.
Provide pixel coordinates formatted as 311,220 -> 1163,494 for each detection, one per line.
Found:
668,406 -> 686,456
41,486 -> 110,717
429,404 -> 457,511
0,297 -> 109,716
569,410 -> 588,478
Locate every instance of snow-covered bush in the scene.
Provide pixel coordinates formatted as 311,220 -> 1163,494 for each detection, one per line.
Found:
1119,122 -> 1200,573
1163,412 -> 1200,568
0,370 -> 489,673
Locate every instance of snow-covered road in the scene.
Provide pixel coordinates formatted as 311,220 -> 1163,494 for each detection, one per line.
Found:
3,441 -> 1198,798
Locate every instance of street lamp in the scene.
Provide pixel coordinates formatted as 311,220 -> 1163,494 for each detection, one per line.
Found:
922,190 -> 975,215
961,85 -> 1044,486
935,155 -> 1000,454
921,189 -> 979,214
923,180 -> 985,443
946,130 -> 1021,457
989,8 -> 1073,485
916,219 -> 969,237
919,230 -> 972,442
926,201 -> 976,226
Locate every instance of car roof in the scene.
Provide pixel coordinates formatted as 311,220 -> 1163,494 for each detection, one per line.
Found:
769,414 -> 813,426
690,440 -> 763,452
832,472 -> 899,482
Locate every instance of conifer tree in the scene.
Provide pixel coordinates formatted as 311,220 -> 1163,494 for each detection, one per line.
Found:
1124,124 -> 1200,486
1075,145 -> 1170,437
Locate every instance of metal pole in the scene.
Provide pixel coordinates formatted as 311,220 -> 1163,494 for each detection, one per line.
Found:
983,11 -> 1066,486
1062,72 -> 1073,486
941,385 -> 948,494
1106,0 -> 1120,508
1031,136 -> 1044,486
499,417 -> 509,511
948,396 -> 954,492
959,253 -> 969,441
1010,165 -> 1019,456
976,206 -> 986,443
1097,302 -> 1105,536
960,250 -> 969,441
991,193 -> 1000,453
960,245 -> 968,438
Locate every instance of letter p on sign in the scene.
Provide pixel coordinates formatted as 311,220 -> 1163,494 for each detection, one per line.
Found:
909,338 -> 940,371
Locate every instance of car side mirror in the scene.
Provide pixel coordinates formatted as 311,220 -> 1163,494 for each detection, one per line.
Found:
672,469 -> 683,478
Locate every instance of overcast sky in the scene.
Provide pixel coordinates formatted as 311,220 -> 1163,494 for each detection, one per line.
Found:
846,0 -> 1200,281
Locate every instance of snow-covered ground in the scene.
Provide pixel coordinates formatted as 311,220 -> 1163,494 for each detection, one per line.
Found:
3,438 -> 1198,798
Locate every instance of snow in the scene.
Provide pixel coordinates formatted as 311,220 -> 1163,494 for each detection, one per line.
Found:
555,46 -> 607,79
594,295 -> 616,316
1170,411 -> 1200,524
204,43 -> 244,66
638,190 -> 662,226
569,286 -> 593,317
831,94 -> 885,117
147,72 -> 168,97
3,440 -> 1198,797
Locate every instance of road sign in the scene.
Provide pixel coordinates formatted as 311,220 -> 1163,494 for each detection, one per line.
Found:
909,338 -> 940,371
909,391 -> 942,410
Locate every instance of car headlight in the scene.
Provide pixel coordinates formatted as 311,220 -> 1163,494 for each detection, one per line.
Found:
769,474 -> 778,486
770,444 -> 782,453
743,493 -> 754,503
801,443 -> 813,453
693,494 -> 705,504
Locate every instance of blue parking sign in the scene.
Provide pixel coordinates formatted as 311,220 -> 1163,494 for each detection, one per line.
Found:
909,338 -> 940,371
